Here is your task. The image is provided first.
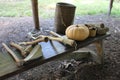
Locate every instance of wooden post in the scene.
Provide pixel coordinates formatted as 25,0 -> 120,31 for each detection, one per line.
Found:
108,0 -> 114,16
31,0 -> 40,30
94,40 -> 104,64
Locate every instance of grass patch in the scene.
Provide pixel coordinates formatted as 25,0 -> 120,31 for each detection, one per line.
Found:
0,1 -> 32,17
0,0 -> 120,18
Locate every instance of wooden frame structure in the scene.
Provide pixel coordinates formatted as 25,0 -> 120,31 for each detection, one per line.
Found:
31,0 -> 114,30
0,1 -> 112,79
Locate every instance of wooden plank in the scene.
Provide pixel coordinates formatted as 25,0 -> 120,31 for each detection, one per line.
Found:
0,52 -> 18,77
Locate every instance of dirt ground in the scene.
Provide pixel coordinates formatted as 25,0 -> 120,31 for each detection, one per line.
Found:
0,14 -> 120,80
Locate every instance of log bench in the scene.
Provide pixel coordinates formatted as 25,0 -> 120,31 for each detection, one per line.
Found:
0,33 -> 110,79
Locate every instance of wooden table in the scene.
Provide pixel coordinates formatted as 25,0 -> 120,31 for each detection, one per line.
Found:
0,34 -> 110,79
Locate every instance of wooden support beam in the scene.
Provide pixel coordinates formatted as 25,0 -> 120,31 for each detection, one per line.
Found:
31,0 -> 40,30
94,40 -> 104,64
108,0 -> 114,16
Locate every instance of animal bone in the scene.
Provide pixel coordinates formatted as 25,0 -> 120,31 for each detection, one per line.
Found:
2,43 -> 42,66
10,42 -> 33,57
29,31 -> 77,47
2,43 -> 24,66
10,42 -> 26,57
28,30 -> 76,47
48,31 -> 77,47
47,36 -> 76,47
49,31 -> 62,37
19,36 -> 48,45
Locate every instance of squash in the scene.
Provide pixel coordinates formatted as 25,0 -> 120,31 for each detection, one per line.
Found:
65,24 -> 89,41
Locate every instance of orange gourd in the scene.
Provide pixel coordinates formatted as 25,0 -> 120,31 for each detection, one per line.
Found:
65,24 -> 89,41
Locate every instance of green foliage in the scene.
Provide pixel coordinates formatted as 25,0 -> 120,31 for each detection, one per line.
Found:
0,0 -> 119,18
